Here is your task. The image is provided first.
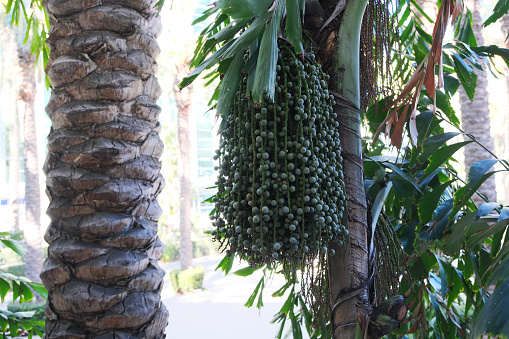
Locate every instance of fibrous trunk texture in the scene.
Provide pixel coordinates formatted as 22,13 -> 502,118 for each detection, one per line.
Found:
502,15 -> 509,203
40,0 -> 168,337
175,60 -> 193,271
19,45 -> 43,285
9,110 -> 20,232
323,1 -> 369,337
459,0 -> 497,204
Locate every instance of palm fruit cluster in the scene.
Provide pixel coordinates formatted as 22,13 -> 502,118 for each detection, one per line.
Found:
210,42 -> 347,265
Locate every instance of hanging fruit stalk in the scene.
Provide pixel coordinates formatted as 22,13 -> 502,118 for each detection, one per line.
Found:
211,41 -> 346,267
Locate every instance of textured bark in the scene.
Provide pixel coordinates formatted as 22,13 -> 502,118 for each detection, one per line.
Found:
175,60 -> 193,270
322,1 -> 370,337
459,0 -> 497,204
9,110 -> 21,232
18,45 -> 44,286
502,15 -> 509,205
40,1 -> 168,337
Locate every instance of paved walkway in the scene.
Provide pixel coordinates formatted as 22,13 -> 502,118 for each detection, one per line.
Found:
162,255 -> 309,339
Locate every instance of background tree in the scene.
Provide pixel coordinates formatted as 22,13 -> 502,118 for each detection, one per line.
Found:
9,110 -> 21,232
18,42 -> 43,287
175,56 -> 194,270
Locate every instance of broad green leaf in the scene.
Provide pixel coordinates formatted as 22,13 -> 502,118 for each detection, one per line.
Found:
435,256 -> 449,300
0,313 -> 7,332
435,90 -> 459,125
471,277 -> 509,338
466,217 -> 509,250
487,254 -> 509,287
418,167 -> 446,189
484,0 -> 509,27
285,0 -> 304,54
415,111 -> 435,146
370,182 -> 392,255
476,202 -> 501,221
420,132 -> 461,162
217,0 -> 273,20
398,221 -> 418,255
251,0 -> 285,103
202,195 -> 215,203
423,141 -> 472,177
456,9 -> 476,47
215,254 -> 234,274
223,11 -> 272,59
233,266 -> 257,277
8,318 -> 19,337
443,211 -> 475,255
451,52 -> 477,100
443,74 -> 461,97
471,44 -> 509,68
382,162 -> 422,194
20,283 -> 33,302
212,18 -> 250,43
419,199 -> 454,241
418,180 -> 453,224
0,278 -> 10,303
0,239 -> 25,257
216,51 -> 244,120
450,159 -> 502,220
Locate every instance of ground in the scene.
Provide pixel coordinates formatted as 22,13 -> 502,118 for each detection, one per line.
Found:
162,255 -> 310,339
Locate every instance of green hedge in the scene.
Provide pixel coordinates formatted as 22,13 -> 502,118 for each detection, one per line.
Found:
169,265 -> 205,292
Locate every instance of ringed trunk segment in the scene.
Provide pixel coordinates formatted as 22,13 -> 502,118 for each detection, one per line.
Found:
325,0 -> 370,338
41,0 -> 168,337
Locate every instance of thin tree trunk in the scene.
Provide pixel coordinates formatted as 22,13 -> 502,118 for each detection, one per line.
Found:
324,1 -> 369,337
40,1 -> 168,337
502,15 -> 509,204
175,60 -> 193,271
9,110 -> 20,232
459,0 -> 497,204
18,45 -> 43,286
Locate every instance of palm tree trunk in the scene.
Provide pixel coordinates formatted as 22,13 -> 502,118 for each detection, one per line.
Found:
175,60 -> 193,271
502,15 -> 509,205
18,45 -> 43,286
40,1 -> 168,337
9,110 -> 20,232
459,0 -> 497,204
323,1 -> 370,337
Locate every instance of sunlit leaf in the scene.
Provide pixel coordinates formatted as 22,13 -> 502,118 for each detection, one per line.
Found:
252,0 -> 285,103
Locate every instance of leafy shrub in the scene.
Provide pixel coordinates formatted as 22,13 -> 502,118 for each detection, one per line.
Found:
7,301 -> 45,322
160,238 -> 217,262
2,264 -> 25,277
169,265 -> 205,293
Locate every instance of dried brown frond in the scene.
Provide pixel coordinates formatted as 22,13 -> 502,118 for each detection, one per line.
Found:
374,0 -> 463,149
